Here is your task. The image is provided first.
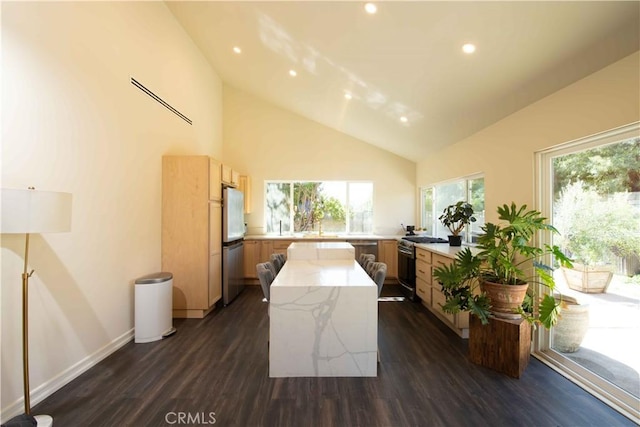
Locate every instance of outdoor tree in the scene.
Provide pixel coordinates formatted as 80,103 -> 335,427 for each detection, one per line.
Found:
293,183 -> 346,232
553,137 -> 640,197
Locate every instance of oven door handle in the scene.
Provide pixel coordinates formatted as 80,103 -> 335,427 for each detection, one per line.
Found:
397,246 -> 414,256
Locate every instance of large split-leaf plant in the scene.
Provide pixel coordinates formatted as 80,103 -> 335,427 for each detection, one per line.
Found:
433,203 -> 573,329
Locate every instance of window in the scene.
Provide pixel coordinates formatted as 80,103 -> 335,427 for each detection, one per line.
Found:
265,181 -> 373,234
420,175 -> 485,242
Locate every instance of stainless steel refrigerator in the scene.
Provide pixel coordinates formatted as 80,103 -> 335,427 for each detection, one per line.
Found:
222,187 -> 245,305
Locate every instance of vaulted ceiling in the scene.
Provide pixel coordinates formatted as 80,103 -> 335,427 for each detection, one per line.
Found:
166,1 -> 640,160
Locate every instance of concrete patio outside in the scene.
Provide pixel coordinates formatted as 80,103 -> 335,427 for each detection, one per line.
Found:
553,272 -> 640,398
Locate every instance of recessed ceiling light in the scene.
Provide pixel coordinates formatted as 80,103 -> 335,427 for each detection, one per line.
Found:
364,3 -> 377,14
289,69 -> 297,77
462,43 -> 476,54
233,46 -> 242,54
344,92 -> 353,100
400,116 -> 408,123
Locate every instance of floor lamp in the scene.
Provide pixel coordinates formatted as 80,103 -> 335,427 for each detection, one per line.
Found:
1,188 -> 72,427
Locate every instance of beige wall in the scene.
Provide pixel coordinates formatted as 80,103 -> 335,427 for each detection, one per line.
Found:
417,52 -> 640,224
1,2 -> 222,418
222,85 -> 417,236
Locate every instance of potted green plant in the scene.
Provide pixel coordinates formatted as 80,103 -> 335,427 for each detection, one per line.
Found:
433,202 -> 573,329
438,201 -> 476,246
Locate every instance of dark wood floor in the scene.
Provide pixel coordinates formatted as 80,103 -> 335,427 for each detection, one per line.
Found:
34,286 -> 634,427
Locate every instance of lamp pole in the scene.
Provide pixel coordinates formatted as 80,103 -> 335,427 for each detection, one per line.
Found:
22,232 -> 35,414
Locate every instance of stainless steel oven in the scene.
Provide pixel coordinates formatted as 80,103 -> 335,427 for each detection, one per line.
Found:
397,242 -> 417,301
397,236 -> 448,302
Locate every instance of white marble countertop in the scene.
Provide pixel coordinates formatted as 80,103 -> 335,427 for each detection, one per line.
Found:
413,243 -> 479,258
289,241 -> 355,250
271,259 -> 375,288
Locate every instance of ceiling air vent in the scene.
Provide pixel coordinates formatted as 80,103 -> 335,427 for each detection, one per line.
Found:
130,77 -> 192,125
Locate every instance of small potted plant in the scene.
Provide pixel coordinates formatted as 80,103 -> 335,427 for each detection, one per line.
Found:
438,201 -> 476,246
433,202 -> 573,329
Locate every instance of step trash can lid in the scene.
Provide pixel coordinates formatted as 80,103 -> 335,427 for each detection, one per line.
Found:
135,272 -> 173,284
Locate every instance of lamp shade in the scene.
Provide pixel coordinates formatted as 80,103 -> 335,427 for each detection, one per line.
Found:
1,188 -> 72,234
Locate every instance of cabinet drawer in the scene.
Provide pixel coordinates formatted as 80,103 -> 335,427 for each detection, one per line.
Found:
416,248 -> 432,263
432,288 -> 455,324
416,277 -> 431,304
416,259 -> 431,283
432,254 -> 453,267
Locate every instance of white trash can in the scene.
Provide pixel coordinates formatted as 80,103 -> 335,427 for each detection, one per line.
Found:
134,272 -> 176,343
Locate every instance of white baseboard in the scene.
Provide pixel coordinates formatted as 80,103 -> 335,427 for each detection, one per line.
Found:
1,328 -> 134,424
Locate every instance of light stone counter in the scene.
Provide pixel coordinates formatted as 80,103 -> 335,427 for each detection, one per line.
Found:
414,242 -> 480,258
287,241 -> 355,261
269,259 -> 378,378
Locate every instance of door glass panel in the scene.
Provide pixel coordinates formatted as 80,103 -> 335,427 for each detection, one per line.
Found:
550,136 -> 640,398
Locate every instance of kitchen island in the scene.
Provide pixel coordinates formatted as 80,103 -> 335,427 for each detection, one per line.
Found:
286,241 -> 355,260
269,258 -> 378,378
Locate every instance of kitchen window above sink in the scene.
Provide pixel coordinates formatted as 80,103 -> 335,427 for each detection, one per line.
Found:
265,181 -> 373,235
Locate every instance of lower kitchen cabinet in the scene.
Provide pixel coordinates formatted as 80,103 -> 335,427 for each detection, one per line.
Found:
243,239 -> 272,279
416,246 -> 470,338
416,277 -> 430,304
272,240 -> 293,255
415,257 -> 431,303
378,240 -> 398,281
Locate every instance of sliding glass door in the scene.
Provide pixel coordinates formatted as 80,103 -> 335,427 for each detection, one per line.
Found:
535,123 -> 639,422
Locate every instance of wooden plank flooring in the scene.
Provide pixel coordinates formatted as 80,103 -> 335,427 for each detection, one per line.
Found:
34,286 -> 634,426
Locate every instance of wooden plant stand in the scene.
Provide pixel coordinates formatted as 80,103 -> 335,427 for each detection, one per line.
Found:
469,315 -> 531,378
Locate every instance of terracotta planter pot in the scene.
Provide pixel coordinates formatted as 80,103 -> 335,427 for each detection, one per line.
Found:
481,281 -> 529,320
562,264 -> 613,294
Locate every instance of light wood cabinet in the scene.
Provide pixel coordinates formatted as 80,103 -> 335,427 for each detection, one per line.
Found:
243,239 -> 272,279
415,255 -> 432,306
416,246 -> 469,338
162,155 -> 222,318
272,240 -> 293,255
209,158 -> 222,201
378,240 -> 398,281
238,175 -> 252,214
416,277 -> 431,304
221,164 -> 239,187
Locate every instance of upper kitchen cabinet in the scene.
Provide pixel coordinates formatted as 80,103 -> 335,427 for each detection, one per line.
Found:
162,155 -> 222,318
209,157 -> 222,200
221,163 -> 240,188
238,175 -> 252,214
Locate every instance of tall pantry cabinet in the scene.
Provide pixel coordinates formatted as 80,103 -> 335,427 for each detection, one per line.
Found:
162,156 -> 222,318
